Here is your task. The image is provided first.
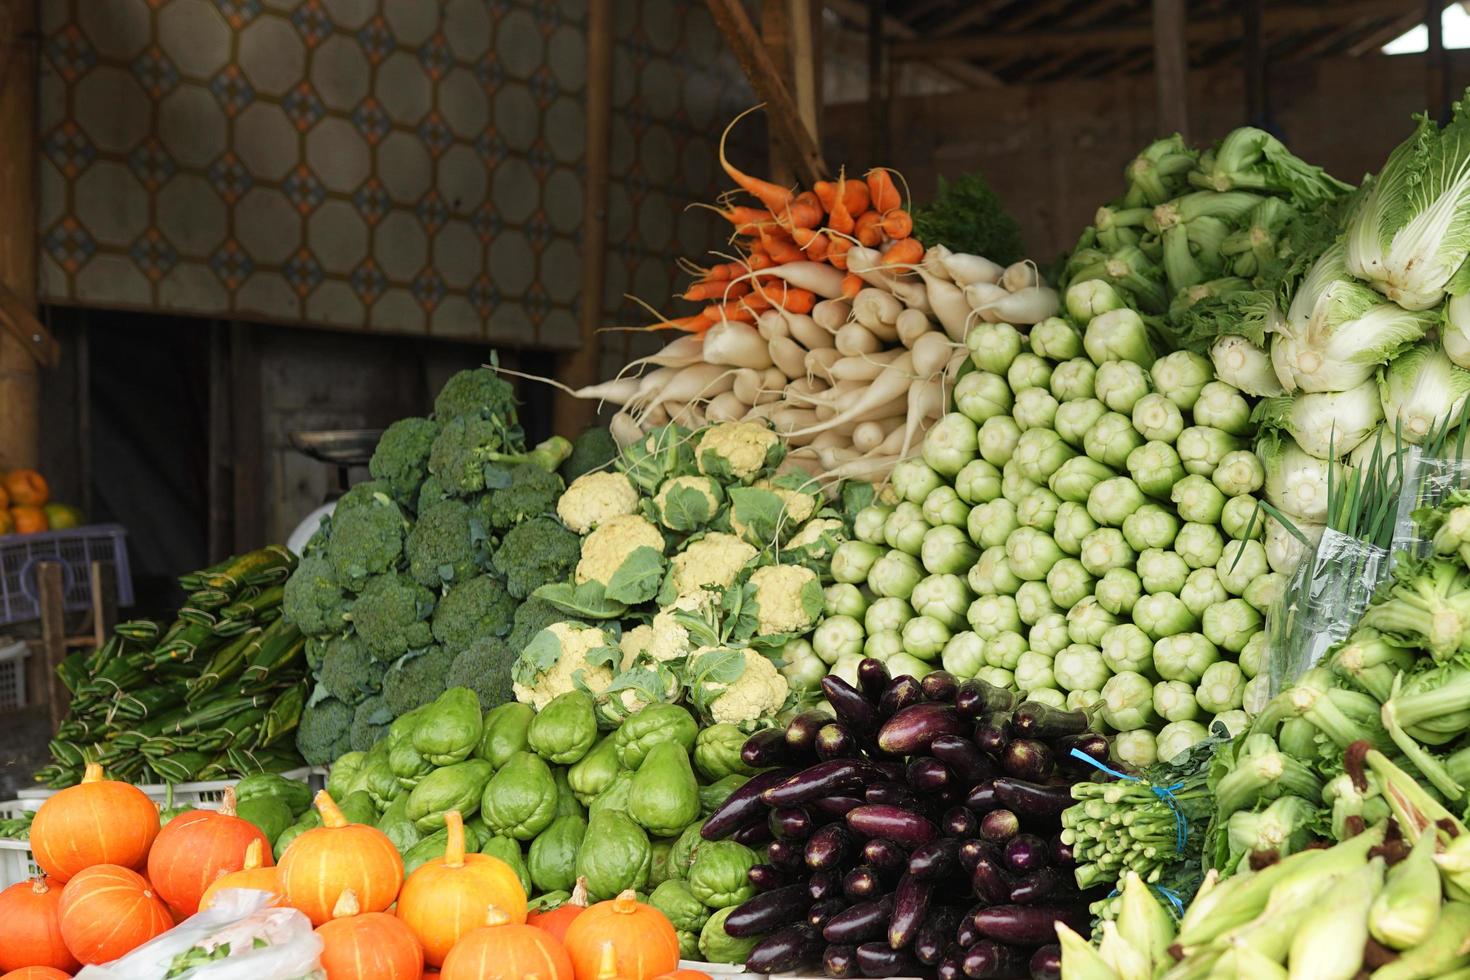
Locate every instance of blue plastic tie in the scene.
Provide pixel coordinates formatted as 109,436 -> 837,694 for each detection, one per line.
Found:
1069,748 -> 1189,853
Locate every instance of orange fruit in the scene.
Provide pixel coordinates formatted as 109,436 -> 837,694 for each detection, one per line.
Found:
3,470 -> 47,506
42,503 -> 83,530
0,484 -> 9,510
0,511 -> 12,535
11,506 -> 48,534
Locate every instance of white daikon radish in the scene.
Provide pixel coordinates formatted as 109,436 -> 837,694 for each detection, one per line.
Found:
610,411 -> 643,448
643,402 -> 670,426
743,260 -> 847,299
889,276 -> 933,316
783,352 -> 916,438
787,313 -> 835,350
705,390 -> 748,422
761,367 -> 787,398
806,346 -> 842,382
1000,260 -> 1041,292
964,282 -> 1009,312
846,246 -> 895,289
922,244 -> 954,281
812,299 -> 851,332
972,286 -> 1059,325
916,270 -> 971,341
835,322 -> 883,357
829,349 -> 904,382
912,330 -> 960,377
704,319 -> 773,369
773,406 -> 819,434
731,368 -> 764,406
769,335 -> 809,379
853,288 -> 903,328
756,309 -> 790,341
943,252 -> 1005,286
896,309 -> 934,349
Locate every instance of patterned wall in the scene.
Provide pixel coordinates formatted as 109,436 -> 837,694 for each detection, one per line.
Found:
37,0 -> 757,348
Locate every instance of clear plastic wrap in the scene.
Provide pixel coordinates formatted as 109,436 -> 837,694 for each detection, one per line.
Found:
1392,451 -> 1470,558
74,890 -> 323,980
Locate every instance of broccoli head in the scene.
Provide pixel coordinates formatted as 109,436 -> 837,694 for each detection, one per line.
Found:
445,635 -> 516,710
318,632 -> 381,705
561,425 -> 619,484
406,498 -> 489,590
428,415 -> 512,496
382,644 -> 455,716
434,366 -> 523,430
283,554 -> 351,638
296,690 -> 353,765
350,694 -> 393,752
349,572 -> 434,660
305,637 -> 328,673
326,492 -> 407,592
334,480 -> 396,518
480,463 -> 565,532
508,594 -> 584,654
492,515 -> 581,599
431,573 -> 517,654
417,475 -> 450,514
370,417 -> 440,507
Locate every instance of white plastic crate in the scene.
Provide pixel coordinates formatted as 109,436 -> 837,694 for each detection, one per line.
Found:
17,766 -> 327,803
0,798 -> 45,888
0,638 -> 28,710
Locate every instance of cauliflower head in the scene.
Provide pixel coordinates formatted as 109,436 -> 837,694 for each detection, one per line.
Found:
755,479 -> 819,525
697,421 -> 783,484
574,513 -> 665,586
749,564 -> 823,636
668,533 -> 757,597
511,620 -> 619,710
558,470 -> 640,534
704,649 -> 790,726
788,517 -> 846,558
654,475 -> 724,532
619,623 -> 655,668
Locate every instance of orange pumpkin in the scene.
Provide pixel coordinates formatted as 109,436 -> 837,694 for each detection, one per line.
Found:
3,469 -> 48,506
651,972 -> 712,980
439,906 -> 574,980
0,876 -> 79,973
276,791 -> 402,926
0,968 -> 72,980
31,764 -> 159,882
396,810 -> 527,966
528,876 -> 589,944
563,891 -> 680,980
57,864 -> 172,965
199,838 -> 279,911
316,891 -> 424,980
147,788 -> 272,916
10,507 -> 47,534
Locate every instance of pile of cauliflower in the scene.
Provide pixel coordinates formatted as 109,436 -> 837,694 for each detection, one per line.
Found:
511,419 -> 868,730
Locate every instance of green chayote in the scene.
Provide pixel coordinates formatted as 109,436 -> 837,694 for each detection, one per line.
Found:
699,906 -> 758,964
375,794 -> 423,853
692,723 -> 758,782
688,840 -> 759,909
363,755 -> 400,810
578,810 -> 652,901
337,790 -> 378,825
553,768 -> 586,820
272,812 -> 320,862
677,930 -> 700,960
388,704 -> 429,744
413,686 -> 484,766
236,772 -> 313,815
666,819 -> 706,881
528,813 -> 587,894
528,689 -> 599,765
649,879 -> 711,933
588,770 -> 633,818
628,742 -> 700,838
615,704 -> 698,769
402,821 -> 486,875
476,701 -> 535,768
235,796 -> 293,844
530,890 -> 571,913
389,738 -> 433,790
325,752 -> 368,800
699,774 -> 749,817
568,733 -> 622,804
406,758 -> 493,831
481,834 -> 532,894
481,750 -> 559,840
649,838 -> 673,888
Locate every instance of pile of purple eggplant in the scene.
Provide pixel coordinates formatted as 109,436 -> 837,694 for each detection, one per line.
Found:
700,658 -> 1112,979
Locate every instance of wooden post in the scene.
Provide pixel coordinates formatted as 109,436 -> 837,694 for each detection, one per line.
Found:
89,561 -> 116,649
1242,0 -> 1266,127
1427,0 -> 1449,121
761,0 -> 794,185
0,0 -> 39,470
553,0 -> 611,436
1152,0 -> 1189,140
867,0 -> 887,165
790,0 -> 821,153
38,562 -> 67,732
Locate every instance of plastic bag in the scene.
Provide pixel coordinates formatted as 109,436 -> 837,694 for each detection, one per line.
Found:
1267,528 -> 1389,696
75,889 -> 323,980
1392,451 -> 1470,558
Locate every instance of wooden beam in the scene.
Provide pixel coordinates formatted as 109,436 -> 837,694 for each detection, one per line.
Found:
1153,0 -> 1189,140
761,0 -> 795,185
553,0 -> 611,436
706,0 -> 828,186
790,0 -> 821,151
1427,0 -> 1450,119
892,1 -> 1420,60
0,0 -> 39,470
1347,4 -> 1429,56
1242,0 -> 1266,126
39,562 -> 67,734
0,280 -> 58,368
821,0 -> 1005,89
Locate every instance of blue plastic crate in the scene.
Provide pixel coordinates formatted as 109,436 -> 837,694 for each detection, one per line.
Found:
0,524 -> 133,626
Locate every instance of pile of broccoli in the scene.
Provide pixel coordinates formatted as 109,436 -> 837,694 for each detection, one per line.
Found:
281,363 -> 614,764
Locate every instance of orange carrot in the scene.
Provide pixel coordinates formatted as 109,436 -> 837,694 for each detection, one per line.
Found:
866,169 -> 903,213
840,273 -> 864,299
813,180 -> 838,212
719,107 -> 793,213
854,210 -> 884,247
880,238 -> 924,266
779,287 -> 817,314
841,179 -> 871,218
828,236 -> 853,270
757,226 -> 804,265
786,191 -> 825,230
747,251 -> 775,271
684,279 -> 749,302
704,302 -> 757,324
793,227 -> 831,262
621,314 -> 712,334
881,209 -> 913,239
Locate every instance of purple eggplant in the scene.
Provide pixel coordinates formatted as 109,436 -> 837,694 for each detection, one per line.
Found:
914,907 -> 966,966
878,702 -> 968,755
1010,866 -> 1065,905
992,776 -> 1073,819
807,898 -> 846,933
808,869 -> 841,901
974,712 -> 1012,756
878,676 -> 925,718
872,759 -> 907,782
748,864 -> 791,892
805,822 -> 855,870
825,943 -> 861,979
966,780 -> 1001,814
907,757 -> 952,793
858,657 -> 892,700
787,708 -> 837,753
823,674 -> 881,733
1050,834 -> 1075,868
961,940 -> 1029,979
944,806 -> 979,838
856,943 -> 922,978
816,722 -> 861,761
958,838 -> 989,873
1003,834 -> 1048,873
931,734 -> 999,787
843,865 -> 883,900
748,925 -> 825,974
970,856 -> 1013,904
1054,731 -> 1109,764
814,795 -> 866,818
846,805 -> 939,847
767,838 -> 806,871
955,904 -> 985,948
703,768 -> 793,840
861,838 -> 908,875
724,884 -> 814,937
908,838 -> 962,880
823,895 -> 894,943
954,678 -> 1015,719
1001,739 -> 1055,781
920,669 -> 959,702
980,809 -> 1020,842
937,948 -> 967,980
972,905 -> 1090,946
866,781 -> 918,808
769,806 -> 814,841
764,759 -> 883,807
1011,700 -> 1089,740
888,873 -> 932,949
1029,944 -> 1062,980
733,820 -> 774,847
742,728 -> 797,768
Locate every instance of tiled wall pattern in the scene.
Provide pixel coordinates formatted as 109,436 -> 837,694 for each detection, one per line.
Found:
37,0 -> 757,348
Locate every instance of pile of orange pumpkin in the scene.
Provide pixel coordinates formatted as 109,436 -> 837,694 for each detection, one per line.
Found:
0,468 -> 83,536
0,765 -> 707,980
